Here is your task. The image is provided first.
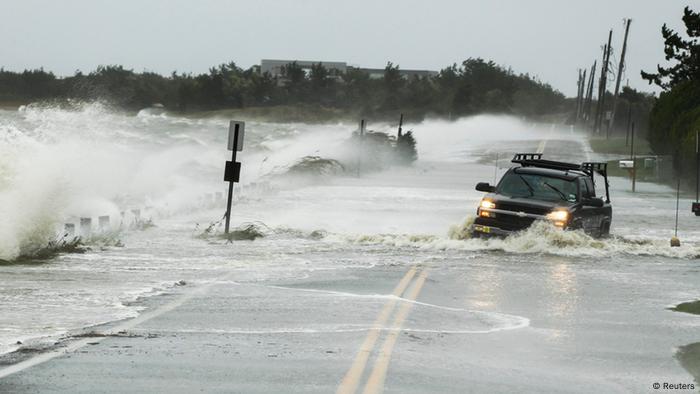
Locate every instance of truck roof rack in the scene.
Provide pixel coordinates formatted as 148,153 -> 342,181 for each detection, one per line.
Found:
511,153 -> 611,203
511,153 -> 583,172
582,162 -> 607,176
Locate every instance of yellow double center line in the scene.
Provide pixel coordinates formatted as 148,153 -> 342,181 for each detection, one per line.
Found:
337,266 -> 429,394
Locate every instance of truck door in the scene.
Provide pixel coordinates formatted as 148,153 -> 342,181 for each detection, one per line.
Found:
578,177 -> 601,232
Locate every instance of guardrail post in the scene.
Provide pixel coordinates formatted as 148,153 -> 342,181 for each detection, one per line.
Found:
80,218 -> 92,237
99,216 -> 110,232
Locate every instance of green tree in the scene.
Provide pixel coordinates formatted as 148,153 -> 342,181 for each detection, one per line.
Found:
644,6 -> 700,180
641,6 -> 700,90
381,62 -> 404,110
280,62 -> 308,103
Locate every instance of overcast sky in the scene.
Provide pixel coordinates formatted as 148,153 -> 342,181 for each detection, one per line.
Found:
0,1 -> 690,96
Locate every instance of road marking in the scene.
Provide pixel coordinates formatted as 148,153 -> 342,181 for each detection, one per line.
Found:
336,266 -> 418,394
536,125 -> 557,154
362,269 -> 429,394
536,139 -> 547,154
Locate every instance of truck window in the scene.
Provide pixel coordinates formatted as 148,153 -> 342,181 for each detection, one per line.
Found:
584,178 -> 596,198
498,172 -> 578,202
579,178 -> 591,199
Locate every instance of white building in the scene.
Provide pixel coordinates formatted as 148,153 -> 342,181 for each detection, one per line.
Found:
260,59 -> 438,80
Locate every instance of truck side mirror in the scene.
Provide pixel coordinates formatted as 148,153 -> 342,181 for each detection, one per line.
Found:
583,197 -> 604,207
476,182 -> 496,193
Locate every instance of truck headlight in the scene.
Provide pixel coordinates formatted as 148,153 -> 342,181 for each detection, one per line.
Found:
480,199 -> 496,209
546,210 -> 568,226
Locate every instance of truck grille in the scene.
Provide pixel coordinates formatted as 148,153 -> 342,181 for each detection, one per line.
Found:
495,202 -> 550,216
493,215 -> 537,231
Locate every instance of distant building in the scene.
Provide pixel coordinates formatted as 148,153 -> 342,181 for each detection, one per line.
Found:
259,59 -> 438,80
352,67 -> 439,80
260,59 -> 347,78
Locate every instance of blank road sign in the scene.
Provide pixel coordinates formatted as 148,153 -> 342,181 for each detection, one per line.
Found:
228,121 -> 245,151
224,161 -> 241,182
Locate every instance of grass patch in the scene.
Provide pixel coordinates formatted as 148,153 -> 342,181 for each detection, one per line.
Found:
588,137 -> 652,156
0,237 -> 88,265
0,100 -> 30,110
670,300 -> 700,315
604,158 -> 662,181
221,223 -> 267,241
195,218 -> 270,241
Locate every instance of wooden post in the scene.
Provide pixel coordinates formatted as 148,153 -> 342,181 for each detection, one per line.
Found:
357,119 -> 364,177
625,105 -> 633,146
630,122 -> 636,192
608,19 -> 632,138
80,218 -> 92,237
398,113 -> 403,137
672,177 -> 681,246
493,152 -> 499,184
695,130 -> 700,202
98,216 -> 110,232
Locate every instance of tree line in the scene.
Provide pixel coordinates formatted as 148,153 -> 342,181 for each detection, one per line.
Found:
0,59 -> 567,118
642,6 -> 700,179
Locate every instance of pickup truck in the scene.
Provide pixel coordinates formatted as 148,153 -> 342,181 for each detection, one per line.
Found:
471,153 -> 612,238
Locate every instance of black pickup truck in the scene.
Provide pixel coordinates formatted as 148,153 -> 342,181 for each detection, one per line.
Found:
471,153 -> 612,238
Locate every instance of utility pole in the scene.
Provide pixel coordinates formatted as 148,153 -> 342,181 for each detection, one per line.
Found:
595,30 -> 613,135
575,69 -> 582,122
594,45 -> 607,133
579,69 -> 587,123
603,30 -> 613,136
584,61 -> 597,125
398,113 -> 403,137
575,69 -> 587,123
608,19 -> 632,138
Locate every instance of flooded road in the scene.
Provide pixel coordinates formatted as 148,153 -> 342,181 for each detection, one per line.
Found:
0,105 -> 699,392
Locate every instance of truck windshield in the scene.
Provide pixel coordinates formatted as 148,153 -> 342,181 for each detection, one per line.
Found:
497,172 -> 578,202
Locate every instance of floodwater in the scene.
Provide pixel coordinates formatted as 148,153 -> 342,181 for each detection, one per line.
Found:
0,103 -> 699,390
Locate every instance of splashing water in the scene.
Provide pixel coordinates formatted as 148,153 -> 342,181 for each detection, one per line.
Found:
339,219 -> 700,259
1,103 -> 699,359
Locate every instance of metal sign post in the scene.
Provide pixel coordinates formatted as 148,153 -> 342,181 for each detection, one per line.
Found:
693,130 -> 700,216
672,177 -> 681,247
224,120 -> 245,234
398,113 -> 403,137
